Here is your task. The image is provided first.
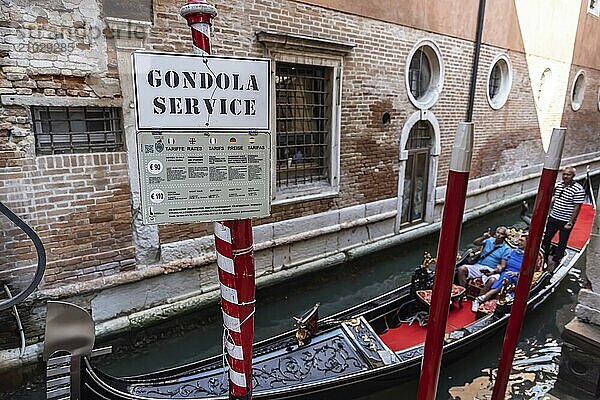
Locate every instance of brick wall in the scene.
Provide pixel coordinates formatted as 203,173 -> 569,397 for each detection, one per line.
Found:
0,0 -> 134,346
149,0 -> 599,244
561,67 -> 600,158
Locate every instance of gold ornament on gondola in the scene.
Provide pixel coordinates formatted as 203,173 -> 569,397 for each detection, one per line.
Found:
505,227 -> 524,248
293,303 -> 320,347
295,320 -> 309,347
497,279 -> 516,305
422,252 -> 436,269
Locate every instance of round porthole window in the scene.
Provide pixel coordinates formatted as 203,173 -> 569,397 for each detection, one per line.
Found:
405,39 -> 444,110
486,54 -> 512,110
536,68 -> 552,110
571,70 -> 585,111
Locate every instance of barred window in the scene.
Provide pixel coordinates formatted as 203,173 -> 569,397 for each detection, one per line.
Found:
408,49 -> 431,100
488,63 -> 502,100
406,120 -> 432,151
486,54 -> 512,110
32,107 -> 124,155
571,71 -> 586,112
405,40 -> 444,110
276,63 -> 331,188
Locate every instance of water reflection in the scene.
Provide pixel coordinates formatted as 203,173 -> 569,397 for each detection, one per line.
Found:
445,267 -> 581,400
447,336 -> 562,400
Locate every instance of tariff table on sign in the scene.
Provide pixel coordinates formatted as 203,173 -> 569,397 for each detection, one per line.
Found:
137,132 -> 271,224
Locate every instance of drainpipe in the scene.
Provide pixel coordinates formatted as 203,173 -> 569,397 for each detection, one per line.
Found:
466,0 -> 487,123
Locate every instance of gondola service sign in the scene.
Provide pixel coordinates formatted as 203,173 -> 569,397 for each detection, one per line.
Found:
133,51 -> 270,131
133,51 -> 272,224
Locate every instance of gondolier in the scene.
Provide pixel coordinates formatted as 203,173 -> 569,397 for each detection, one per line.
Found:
541,166 -> 585,271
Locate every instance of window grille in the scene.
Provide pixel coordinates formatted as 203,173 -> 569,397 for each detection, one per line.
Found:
488,63 -> 502,100
408,49 -> 431,100
406,120 -> 432,151
275,63 -> 330,187
32,107 -> 124,155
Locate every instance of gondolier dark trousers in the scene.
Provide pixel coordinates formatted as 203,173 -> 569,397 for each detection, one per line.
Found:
541,216 -> 572,263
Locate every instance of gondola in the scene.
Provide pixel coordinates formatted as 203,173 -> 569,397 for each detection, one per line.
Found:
44,175 -> 596,400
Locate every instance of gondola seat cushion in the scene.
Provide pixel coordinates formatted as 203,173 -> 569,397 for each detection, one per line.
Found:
416,284 -> 466,307
466,277 -> 485,299
476,299 -> 498,314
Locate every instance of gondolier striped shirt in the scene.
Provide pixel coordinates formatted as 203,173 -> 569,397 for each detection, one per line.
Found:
549,181 -> 585,222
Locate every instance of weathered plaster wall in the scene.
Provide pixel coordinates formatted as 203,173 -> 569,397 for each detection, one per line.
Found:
0,0 -> 133,349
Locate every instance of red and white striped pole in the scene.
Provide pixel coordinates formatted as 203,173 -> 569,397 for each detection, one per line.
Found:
180,3 -> 256,399
214,221 -> 255,400
491,128 -> 565,400
180,0 -> 216,55
417,123 -> 474,400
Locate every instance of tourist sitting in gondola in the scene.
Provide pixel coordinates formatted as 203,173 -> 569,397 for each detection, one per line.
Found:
456,226 -> 511,288
471,233 -> 527,312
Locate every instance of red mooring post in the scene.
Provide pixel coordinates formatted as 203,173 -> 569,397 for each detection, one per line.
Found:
180,2 -> 256,399
417,123 -> 474,400
491,128 -> 566,400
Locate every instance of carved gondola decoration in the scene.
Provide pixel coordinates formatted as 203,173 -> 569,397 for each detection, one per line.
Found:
293,303 -> 320,347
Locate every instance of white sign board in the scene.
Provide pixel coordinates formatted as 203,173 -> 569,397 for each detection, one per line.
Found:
133,52 -> 270,131
138,132 -> 271,224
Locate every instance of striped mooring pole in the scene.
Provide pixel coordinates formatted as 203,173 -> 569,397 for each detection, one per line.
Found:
180,2 -> 256,399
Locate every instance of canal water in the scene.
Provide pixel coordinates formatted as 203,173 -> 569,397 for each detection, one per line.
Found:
0,201 -> 587,399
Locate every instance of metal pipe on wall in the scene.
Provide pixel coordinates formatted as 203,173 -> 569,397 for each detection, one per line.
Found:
466,0 -> 487,123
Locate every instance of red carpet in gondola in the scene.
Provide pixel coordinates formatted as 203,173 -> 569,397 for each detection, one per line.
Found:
379,301 -> 477,351
551,203 -> 595,251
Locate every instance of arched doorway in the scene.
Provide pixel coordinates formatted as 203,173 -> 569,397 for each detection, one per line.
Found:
395,111 -> 440,233
401,120 -> 432,225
